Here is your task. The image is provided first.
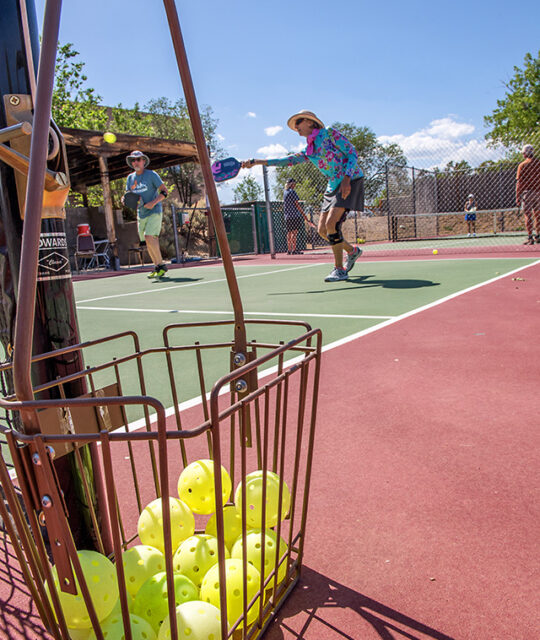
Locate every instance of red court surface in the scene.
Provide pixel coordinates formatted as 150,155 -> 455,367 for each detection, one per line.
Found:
1,259 -> 539,639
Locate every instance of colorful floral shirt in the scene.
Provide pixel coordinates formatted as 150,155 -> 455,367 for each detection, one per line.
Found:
266,127 -> 363,193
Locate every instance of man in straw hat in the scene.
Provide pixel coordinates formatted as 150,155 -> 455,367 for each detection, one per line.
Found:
123,150 -> 169,278
516,144 -> 540,245
242,110 -> 363,281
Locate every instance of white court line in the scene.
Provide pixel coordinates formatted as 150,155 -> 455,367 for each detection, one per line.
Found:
112,259 -> 540,434
76,306 -> 394,321
6,258 -> 538,465
77,263 -> 323,304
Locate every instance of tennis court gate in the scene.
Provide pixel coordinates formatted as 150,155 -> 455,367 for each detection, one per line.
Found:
171,206 -> 258,260
385,161 -> 524,242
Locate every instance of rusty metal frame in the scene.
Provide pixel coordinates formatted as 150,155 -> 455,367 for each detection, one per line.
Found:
0,1 -> 323,639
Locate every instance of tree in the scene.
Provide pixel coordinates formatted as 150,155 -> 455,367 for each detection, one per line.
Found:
52,45 -> 223,208
233,176 -> 262,202
484,50 -> 540,147
52,43 -> 108,130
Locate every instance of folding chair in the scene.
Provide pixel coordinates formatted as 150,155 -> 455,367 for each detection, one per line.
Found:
74,233 -> 96,273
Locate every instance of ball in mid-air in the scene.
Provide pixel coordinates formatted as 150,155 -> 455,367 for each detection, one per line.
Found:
177,459 -> 232,515
103,132 -> 116,144
137,497 -> 195,555
432,249 -> 438,255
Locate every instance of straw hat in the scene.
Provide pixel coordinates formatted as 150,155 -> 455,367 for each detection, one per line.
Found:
287,110 -> 325,131
126,150 -> 150,169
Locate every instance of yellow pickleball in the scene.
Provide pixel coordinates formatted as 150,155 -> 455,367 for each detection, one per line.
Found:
122,545 -> 165,598
200,559 -> 261,628
157,600 -> 221,640
234,470 -> 291,528
103,132 -> 116,143
173,534 -> 229,590
177,459 -> 232,515
137,497 -> 195,555
231,529 -> 288,590
45,550 -> 119,629
205,505 -> 244,551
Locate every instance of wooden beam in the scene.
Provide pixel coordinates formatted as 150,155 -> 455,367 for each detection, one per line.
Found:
98,155 -> 118,265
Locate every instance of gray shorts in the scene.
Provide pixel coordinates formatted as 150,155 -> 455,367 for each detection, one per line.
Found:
322,177 -> 364,213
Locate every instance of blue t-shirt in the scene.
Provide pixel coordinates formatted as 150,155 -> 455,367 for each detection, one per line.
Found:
284,188 -> 301,218
126,169 -> 164,218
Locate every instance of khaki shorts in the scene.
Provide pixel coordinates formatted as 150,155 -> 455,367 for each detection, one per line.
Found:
138,212 -> 163,241
521,190 -> 540,215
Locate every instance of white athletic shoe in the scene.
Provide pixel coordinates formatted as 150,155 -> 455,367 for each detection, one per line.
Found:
324,267 -> 349,282
345,246 -> 362,273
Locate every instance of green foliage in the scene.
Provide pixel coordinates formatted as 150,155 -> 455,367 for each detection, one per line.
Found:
484,50 -> 540,147
52,43 -> 108,130
233,176 -> 263,202
53,44 -> 222,207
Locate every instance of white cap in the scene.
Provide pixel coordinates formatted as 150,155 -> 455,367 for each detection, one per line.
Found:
522,144 -> 534,157
467,194 -> 474,199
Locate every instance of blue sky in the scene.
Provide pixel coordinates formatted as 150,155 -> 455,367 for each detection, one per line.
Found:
34,0 -> 539,201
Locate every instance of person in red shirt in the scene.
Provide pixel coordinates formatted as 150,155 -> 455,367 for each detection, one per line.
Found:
516,144 -> 540,244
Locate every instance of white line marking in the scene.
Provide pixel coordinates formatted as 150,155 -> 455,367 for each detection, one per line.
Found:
77,263 -> 323,304
76,306 -> 393,320
8,259 -> 538,453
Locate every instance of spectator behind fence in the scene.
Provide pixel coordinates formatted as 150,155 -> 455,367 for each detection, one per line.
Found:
516,144 -> 540,245
283,178 -> 310,254
464,194 -> 477,237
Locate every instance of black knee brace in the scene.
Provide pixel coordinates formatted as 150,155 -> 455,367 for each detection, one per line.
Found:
327,227 -> 344,245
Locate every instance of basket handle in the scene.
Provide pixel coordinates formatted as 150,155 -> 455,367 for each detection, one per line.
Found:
162,0 -> 247,357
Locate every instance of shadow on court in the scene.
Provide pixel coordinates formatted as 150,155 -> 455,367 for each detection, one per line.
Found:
270,275 -> 439,295
265,567 -> 455,640
150,276 -> 203,283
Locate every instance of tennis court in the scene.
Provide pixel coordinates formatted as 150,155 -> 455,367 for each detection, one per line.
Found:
72,255 -> 536,423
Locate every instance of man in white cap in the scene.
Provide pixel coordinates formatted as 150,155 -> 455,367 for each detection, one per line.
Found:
516,144 -> 540,244
124,150 -> 169,277
243,110 -> 363,281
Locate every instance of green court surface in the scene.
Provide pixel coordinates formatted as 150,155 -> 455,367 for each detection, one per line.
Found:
73,257 -> 536,422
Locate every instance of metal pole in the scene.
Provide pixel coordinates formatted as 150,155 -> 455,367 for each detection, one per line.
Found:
250,204 -> 258,254
385,161 -> 392,242
162,0 -> 247,355
171,204 -> 180,263
98,155 -> 119,270
262,165 -> 276,258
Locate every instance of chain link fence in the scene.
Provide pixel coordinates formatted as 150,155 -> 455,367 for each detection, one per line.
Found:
261,130 -> 540,256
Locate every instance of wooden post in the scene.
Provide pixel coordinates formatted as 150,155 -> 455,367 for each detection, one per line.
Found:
98,155 -> 119,269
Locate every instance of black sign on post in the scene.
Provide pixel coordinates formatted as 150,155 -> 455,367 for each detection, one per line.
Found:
0,0 -> 102,550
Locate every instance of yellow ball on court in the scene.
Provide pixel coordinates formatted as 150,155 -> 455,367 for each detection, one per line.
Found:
103,132 -> 116,144
432,249 -> 438,255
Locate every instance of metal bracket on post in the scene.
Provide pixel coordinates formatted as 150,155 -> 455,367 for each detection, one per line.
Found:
0,94 -> 70,219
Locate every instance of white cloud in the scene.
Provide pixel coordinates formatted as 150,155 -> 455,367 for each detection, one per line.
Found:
216,133 -> 225,141
426,117 -> 475,139
264,125 -> 283,137
290,142 -> 305,152
246,112 -> 257,118
378,116 -> 503,169
256,143 -> 288,158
